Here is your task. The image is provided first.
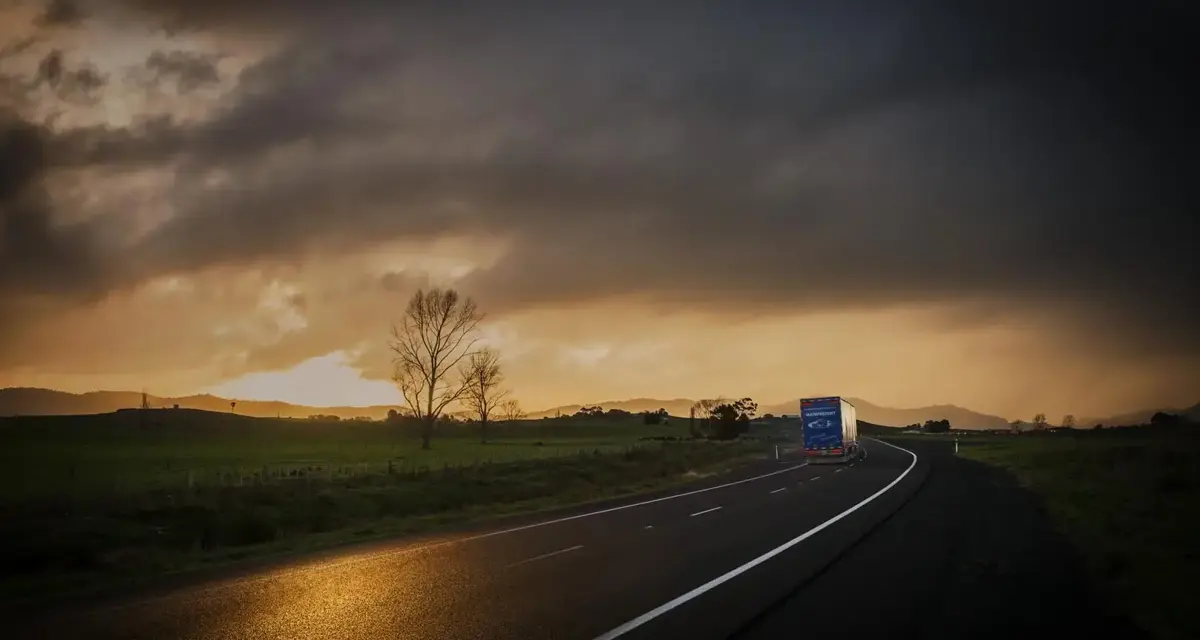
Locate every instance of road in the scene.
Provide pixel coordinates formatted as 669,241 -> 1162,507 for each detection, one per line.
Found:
12,438 -> 923,640
737,439 -> 1145,640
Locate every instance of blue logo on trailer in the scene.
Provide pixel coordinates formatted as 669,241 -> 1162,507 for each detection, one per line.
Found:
802,397 -> 842,450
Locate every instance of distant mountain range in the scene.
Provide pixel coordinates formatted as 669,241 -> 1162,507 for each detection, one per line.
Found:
0,388 -> 397,420
527,397 -> 1015,430
1,387 -> 1194,430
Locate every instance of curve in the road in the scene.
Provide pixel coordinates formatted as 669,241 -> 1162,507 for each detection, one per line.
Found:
593,437 -> 918,640
14,439 -> 918,640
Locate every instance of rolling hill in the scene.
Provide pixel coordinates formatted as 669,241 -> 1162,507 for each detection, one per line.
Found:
1081,402 -> 1200,428
0,388 -> 396,420
8,386 -> 1188,431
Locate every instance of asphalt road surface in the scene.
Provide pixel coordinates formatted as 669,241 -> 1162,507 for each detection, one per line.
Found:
12,438 -> 924,640
737,439 -> 1146,640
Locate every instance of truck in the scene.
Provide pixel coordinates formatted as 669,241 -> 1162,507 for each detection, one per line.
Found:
800,396 -> 861,464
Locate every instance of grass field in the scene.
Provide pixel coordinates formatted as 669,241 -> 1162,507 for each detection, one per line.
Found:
0,409 -> 697,500
959,427 -> 1199,640
0,409 -> 776,606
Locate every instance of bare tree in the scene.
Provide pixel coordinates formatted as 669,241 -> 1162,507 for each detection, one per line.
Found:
1033,413 -> 1048,430
389,288 -> 483,449
501,399 -> 526,424
691,397 -> 725,437
1061,414 -> 1076,429
461,347 -> 508,443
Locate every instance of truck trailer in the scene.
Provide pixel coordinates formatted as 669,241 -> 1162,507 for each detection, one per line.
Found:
800,397 -> 861,464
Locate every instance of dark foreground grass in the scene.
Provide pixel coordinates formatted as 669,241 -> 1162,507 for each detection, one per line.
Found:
0,438 -> 765,608
0,410 -> 694,500
959,427 -> 1199,640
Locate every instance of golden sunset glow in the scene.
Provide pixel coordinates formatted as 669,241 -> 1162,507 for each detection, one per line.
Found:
207,351 -> 402,408
1,0 -> 1196,424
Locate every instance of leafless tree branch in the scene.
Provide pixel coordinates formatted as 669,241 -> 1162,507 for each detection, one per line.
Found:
500,399 -> 526,423
389,288 -> 484,449
460,347 -> 508,443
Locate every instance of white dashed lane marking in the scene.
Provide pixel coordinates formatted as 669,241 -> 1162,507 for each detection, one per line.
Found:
506,545 -> 584,568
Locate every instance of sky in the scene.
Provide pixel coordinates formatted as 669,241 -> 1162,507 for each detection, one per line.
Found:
1,0 -> 1197,420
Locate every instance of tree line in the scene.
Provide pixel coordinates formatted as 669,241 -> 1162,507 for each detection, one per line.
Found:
1009,413 -> 1077,433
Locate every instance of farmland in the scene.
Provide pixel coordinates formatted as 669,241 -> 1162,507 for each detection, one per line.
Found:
959,426 -> 1200,639
0,409 -> 774,606
0,409 -> 694,500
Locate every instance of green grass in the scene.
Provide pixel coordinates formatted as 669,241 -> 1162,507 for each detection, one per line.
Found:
0,410 -> 770,606
958,428 -> 1200,640
0,410 -> 695,500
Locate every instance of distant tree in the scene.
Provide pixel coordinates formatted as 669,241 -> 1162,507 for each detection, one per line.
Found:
574,405 -> 604,418
500,399 -> 526,424
460,347 -> 507,443
1150,411 -> 1180,427
307,414 -> 341,422
1092,423 -> 1104,430
1061,414 -> 1076,429
642,408 -> 669,425
386,408 -> 399,422
923,419 -> 951,434
605,408 -> 634,419
693,398 -> 724,437
1010,419 -> 1022,434
762,413 -> 776,420
709,397 -> 757,440
1032,413 -> 1048,431
390,288 -> 483,450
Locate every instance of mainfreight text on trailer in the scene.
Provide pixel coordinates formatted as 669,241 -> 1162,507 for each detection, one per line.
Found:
800,397 -> 861,464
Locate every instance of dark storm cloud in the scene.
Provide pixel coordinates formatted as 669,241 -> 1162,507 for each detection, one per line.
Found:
36,50 -> 106,104
0,42 -> 113,328
38,0 -> 84,27
0,112 -> 108,312
28,1 -> 1200,356
143,50 -> 221,93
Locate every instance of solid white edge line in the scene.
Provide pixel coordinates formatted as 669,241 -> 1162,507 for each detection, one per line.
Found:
505,544 -> 584,568
592,437 -> 917,640
689,506 -> 723,517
